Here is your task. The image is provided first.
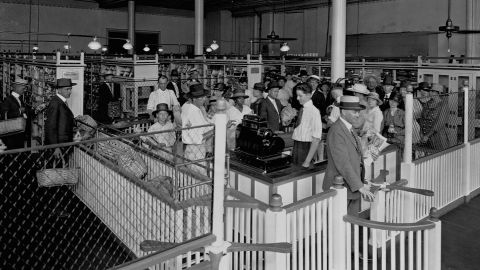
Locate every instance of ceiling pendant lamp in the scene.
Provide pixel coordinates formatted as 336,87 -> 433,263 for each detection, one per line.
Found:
206,47 -> 213,53
32,44 -> 39,51
280,42 -> 290,52
158,47 -> 164,53
101,46 -> 108,52
143,44 -> 150,52
88,36 -> 102,50
210,40 -> 219,51
123,39 -> 133,50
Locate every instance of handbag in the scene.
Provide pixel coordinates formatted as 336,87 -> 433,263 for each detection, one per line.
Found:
36,155 -> 79,187
0,116 -> 26,136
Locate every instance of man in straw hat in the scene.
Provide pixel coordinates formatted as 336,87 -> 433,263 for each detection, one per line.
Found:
323,95 -> 375,215
0,77 -> 30,149
45,78 -> 77,158
181,84 -> 214,174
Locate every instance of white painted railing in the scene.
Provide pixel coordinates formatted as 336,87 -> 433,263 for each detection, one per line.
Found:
413,146 -> 465,220
469,139 -> 480,194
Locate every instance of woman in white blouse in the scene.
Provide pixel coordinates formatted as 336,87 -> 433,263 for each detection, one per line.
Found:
362,92 -> 384,134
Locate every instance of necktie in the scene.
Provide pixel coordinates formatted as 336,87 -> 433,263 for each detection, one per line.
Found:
351,129 -> 365,181
350,129 -> 362,155
295,107 -> 303,128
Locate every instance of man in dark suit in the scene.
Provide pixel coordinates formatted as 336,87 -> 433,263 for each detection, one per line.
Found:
0,78 -> 29,149
322,95 -> 374,216
95,72 -> 115,124
45,78 -> 76,158
250,82 -> 265,115
259,81 -> 284,132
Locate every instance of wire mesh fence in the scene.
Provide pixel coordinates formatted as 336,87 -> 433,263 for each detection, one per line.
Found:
0,122 -> 215,269
412,92 -> 464,160
468,90 -> 480,141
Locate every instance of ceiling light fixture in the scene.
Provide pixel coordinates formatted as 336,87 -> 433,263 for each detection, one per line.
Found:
63,44 -> 71,50
210,40 -> 219,51
123,39 -> 133,50
101,46 -> 108,52
143,44 -> 150,52
87,36 -> 102,50
206,47 -> 213,53
280,42 -> 290,52
158,47 -> 164,53
32,44 -> 39,51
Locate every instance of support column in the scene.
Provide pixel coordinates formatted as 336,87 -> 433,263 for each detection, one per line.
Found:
401,93 -> 415,222
128,0 -> 135,54
466,0 -> 475,64
331,0 -> 346,82
253,13 -> 260,54
462,83 -> 472,200
195,0 -> 204,56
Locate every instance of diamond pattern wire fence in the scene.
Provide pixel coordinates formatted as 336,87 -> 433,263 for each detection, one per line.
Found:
0,121 -> 215,269
412,92 -> 464,160
468,90 -> 480,141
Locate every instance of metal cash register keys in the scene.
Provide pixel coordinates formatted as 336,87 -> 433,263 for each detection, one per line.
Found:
233,115 -> 291,173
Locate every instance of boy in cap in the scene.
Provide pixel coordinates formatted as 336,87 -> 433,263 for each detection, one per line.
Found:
144,103 -> 176,159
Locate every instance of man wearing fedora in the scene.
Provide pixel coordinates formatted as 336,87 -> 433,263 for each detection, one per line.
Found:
181,84 -> 213,174
95,72 -> 116,124
379,75 -> 396,111
167,69 -> 181,99
250,82 -> 265,115
226,89 -> 253,150
45,78 -> 77,157
0,77 -> 30,149
259,81 -> 284,132
323,95 -> 375,215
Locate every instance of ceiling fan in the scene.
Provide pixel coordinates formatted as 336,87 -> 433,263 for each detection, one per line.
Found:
438,0 -> 480,51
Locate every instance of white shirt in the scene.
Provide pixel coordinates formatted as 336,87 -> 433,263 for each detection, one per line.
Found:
56,93 -> 67,103
147,88 -> 179,111
277,87 -> 291,106
146,121 -> 176,147
227,105 -> 253,125
362,106 -> 383,133
292,100 -> 322,142
12,92 -> 22,106
182,104 -> 213,145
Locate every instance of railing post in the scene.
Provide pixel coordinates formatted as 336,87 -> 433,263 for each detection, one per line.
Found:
462,84 -> 472,200
331,176 -> 348,270
264,194 -> 288,270
401,92 -> 415,222
427,208 -> 442,270
206,100 -> 231,270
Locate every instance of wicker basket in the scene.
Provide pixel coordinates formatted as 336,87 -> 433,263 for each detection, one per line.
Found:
0,117 -> 26,136
36,157 -> 79,187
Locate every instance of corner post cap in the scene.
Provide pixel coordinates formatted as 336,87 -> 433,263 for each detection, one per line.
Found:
429,207 -> 440,221
333,176 -> 344,189
216,99 -> 227,113
269,193 -> 283,212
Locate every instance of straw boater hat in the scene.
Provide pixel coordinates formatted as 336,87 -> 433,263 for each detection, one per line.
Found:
12,77 -> 28,86
367,92 -> 383,105
152,103 -> 171,117
350,83 -> 370,95
230,89 -> 249,99
307,75 -> 321,82
50,78 -> 77,88
338,96 -> 366,111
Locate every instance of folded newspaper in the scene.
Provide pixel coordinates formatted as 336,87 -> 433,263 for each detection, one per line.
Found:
362,130 -> 390,164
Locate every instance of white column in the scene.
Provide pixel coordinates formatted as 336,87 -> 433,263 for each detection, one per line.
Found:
195,0 -> 204,56
427,208 -> 442,270
402,92 -> 415,222
128,0 -> 135,54
404,93 -> 413,163
331,0 -> 346,82
264,194 -> 288,270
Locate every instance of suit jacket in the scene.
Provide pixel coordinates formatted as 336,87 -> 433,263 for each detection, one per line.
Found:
0,94 -> 27,149
250,98 -> 264,115
96,82 -> 115,123
323,119 -> 364,200
259,97 -> 283,131
311,90 -> 327,118
45,95 -> 75,145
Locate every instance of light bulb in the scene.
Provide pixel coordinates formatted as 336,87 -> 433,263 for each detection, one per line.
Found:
32,45 -> 39,51
123,40 -> 133,50
101,47 -> 108,52
280,43 -> 290,52
88,37 -> 102,50
158,47 -> 164,53
143,45 -> 150,52
210,40 -> 219,51
63,44 -> 71,50
206,47 -> 213,53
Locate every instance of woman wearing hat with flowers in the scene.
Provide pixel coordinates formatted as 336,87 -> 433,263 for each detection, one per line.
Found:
143,103 -> 176,160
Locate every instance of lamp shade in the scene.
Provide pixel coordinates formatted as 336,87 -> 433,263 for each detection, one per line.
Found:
88,37 -> 102,50
101,47 -> 108,52
143,45 -> 150,52
210,40 -> 219,51
206,47 -> 213,53
32,45 -> 39,51
158,47 -> 164,52
123,40 -> 133,50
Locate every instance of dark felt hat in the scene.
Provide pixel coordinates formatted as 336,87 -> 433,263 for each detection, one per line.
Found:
383,76 -> 395,86
170,69 -> 179,77
268,81 -> 280,90
298,70 -> 309,77
338,96 -> 366,111
417,82 -> 431,91
152,103 -> 171,117
253,82 -> 265,91
50,78 -> 77,88
188,84 -> 208,99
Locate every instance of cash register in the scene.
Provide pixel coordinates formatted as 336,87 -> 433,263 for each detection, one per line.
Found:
233,115 -> 291,173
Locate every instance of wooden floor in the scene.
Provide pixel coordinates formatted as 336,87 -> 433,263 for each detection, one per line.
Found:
441,195 -> 480,270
